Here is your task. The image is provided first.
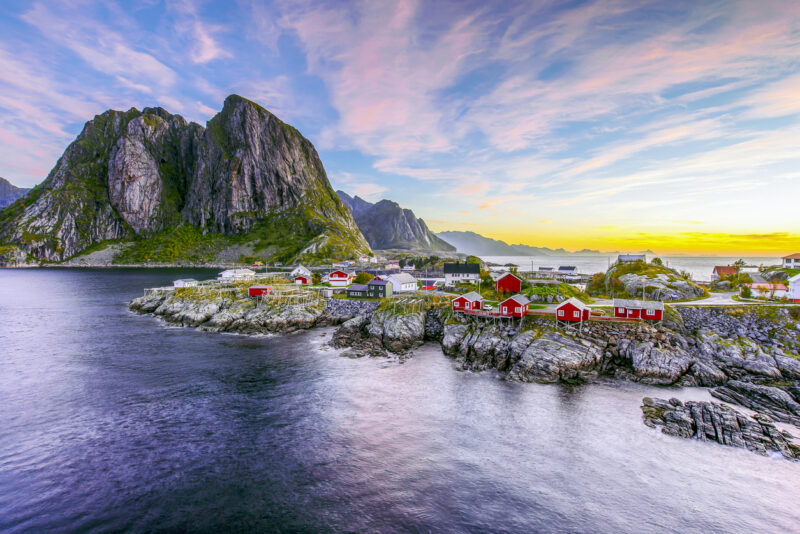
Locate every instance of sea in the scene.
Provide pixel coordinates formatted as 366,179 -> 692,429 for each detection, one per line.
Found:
1,268 -> 799,532
483,256 -> 780,280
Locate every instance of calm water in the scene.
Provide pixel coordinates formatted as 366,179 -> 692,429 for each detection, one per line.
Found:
1,268 -> 799,533
485,256 -> 780,280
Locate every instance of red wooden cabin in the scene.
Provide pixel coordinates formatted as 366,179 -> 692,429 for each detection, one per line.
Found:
556,298 -> 590,322
248,285 -> 273,297
613,299 -> 664,321
499,294 -> 530,317
452,291 -> 484,311
496,272 -> 522,293
294,275 -> 311,285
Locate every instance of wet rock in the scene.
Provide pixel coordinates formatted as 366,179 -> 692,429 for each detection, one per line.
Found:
619,339 -> 693,385
508,332 -> 604,383
642,397 -> 799,460
710,381 -> 800,426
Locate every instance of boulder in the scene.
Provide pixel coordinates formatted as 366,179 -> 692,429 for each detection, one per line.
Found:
642,397 -> 799,460
508,332 -> 604,383
710,381 -> 800,426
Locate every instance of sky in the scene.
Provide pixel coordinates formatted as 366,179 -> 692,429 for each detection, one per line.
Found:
0,0 -> 799,256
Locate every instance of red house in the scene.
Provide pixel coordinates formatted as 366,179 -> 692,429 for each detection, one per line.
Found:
294,275 -> 311,285
452,291 -> 484,311
496,272 -> 522,293
556,298 -> 591,322
248,285 -> 273,297
499,294 -> 530,317
613,299 -> 664,321
327,270 -> 355,287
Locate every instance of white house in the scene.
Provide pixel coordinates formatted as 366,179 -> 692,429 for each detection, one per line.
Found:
291,264 -> 312,278
443,262 -> 481,286
783,254 -> 800,268
402,264 -> 415,272
386,272 -> 417,292
173,279 -> 198,288
218,268 -> 256,281
788,273 -> 800,303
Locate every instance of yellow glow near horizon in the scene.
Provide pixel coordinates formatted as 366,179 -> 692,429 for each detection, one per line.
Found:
427,220 -> 800,256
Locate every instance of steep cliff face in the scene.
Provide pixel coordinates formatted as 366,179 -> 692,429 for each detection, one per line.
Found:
0,95 -> 369,263
337,191 -> 454,251
0,178 -> 30,209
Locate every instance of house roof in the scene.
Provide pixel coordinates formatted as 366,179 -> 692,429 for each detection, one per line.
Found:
497,272 -> 521,281
557,297 -> 590,311
558,266 -> 577,272
175,278 -> 197,282
613,299 -> 665,311
783,253 -> 800,260
455,291 -> 483,302
538,267 -> 554,271
347,284 -> 369,291
387,272 -> 417,284
744,283 -> 787,290
249,284 -> 272,289
368,279 -> 390,286
294,274 -> 310,279
713,266 -> 738,276
330,269 -> 355,275
790,273 -> 800,283
502,294 -> 530,306
444,262 -> 480,274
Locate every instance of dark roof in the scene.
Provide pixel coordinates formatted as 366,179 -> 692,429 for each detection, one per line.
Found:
347,284 -> 368,291
444,262 -> 480,274
368,279 -> 389,286
558,266 -> 577,272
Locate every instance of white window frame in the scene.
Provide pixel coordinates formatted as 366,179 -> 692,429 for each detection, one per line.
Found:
558,310 -> 564,317
573,311 -> 579,318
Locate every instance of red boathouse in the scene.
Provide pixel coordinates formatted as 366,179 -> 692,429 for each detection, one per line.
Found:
496,272 -> 522,294
452,291 -> 484,311
499,294 -> 530,317
613,299 -> 664,321
556,298 -> 591,322
294,275 -> 311,285
248,285 -> 273,297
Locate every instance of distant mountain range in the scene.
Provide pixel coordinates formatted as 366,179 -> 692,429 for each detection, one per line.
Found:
337,191 -> 454,252
0,178 -> 30,209
436,230 -> 655,257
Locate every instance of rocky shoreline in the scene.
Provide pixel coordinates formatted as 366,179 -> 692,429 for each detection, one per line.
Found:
130,290 -> 800,459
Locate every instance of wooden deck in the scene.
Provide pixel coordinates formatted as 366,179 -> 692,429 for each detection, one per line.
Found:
458,308 -> 640,323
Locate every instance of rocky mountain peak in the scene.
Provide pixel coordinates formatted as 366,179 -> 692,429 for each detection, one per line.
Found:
0,96 -> 369,264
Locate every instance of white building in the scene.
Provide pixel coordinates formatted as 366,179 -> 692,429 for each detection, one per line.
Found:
327,269 -> 355,287
386,272 -> 418,292
291,264 -> 312,278
173,279 -> 198,288
783,254 -> 800,268
788,274 -> 800,303
443,262 -> 481,286
218,268 -> 256,281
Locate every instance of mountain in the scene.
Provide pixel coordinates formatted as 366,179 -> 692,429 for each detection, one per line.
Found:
436,230 -> 655,257
0,178 -> 30,209
435,231 -> 521,256
0,95 -> 370,264
337,191 -> 455,252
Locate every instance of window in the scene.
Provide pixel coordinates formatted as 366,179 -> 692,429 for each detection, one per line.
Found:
574,311 -> 579,318
454,302 -> 460,308
558,310 -> 564,317
503,307 -> 507,313
515,307 -> 521,313
617,308 -> 624,313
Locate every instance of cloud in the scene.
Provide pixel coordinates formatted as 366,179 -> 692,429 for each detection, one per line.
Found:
170,0 -> 232,64
22,3 -> 177,89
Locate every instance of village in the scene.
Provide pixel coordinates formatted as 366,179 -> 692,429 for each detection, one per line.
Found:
155,251 -> 800,330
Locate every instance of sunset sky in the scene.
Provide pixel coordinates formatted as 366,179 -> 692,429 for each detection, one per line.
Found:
0,1 -> 798,255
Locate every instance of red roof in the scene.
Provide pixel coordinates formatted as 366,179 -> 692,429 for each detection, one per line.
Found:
713,266 -> 738,276
783,253 -> 800,260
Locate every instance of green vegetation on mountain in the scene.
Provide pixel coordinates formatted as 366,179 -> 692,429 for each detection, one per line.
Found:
0,95 -> 370,265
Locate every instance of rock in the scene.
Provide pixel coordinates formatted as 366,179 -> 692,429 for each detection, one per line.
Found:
711,280 -> 732,290
508,332 -> 604,383
366,311 -> 425,353
710,381 -> 800,426
619,339 -> 692,385
641,397 -> 799,460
